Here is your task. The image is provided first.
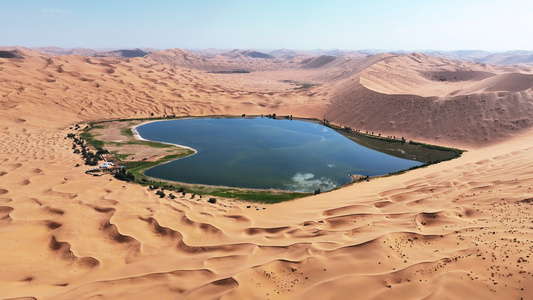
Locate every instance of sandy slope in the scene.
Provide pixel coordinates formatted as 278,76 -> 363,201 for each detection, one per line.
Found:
325,53 -> 533,147
0,48 -> 532,299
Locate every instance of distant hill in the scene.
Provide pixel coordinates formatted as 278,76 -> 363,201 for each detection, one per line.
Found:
25,46 -> 533,65
187,48 -> 229,58
0,50 -> 23,58
300,55 -> 337,68
244,50 -> 272,59
94,49 -> 148,58
220,49 -> 274,59
423,50 -> 533,65
146,48 -> 230,71
479,51 -> 533,65
267,49 -> 303,59
33,47 -> 150,58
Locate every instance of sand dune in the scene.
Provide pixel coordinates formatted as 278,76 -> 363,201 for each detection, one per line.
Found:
0,48 -> 532,299
453,73 -> 533,94
146,48 -> 305,73
325,53 -> 533,147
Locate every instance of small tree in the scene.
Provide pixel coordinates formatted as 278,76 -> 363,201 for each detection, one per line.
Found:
89,158 -> 99,166
115,168 -> 135,181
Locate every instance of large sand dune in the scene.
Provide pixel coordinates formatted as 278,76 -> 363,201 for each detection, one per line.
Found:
0,48 -> 532,299
325,53 -> 533,147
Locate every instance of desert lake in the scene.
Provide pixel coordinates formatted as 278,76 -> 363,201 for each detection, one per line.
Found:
135,117 -> 423,192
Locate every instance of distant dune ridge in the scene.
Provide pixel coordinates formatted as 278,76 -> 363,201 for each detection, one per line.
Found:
0,46 -> 532,299
30,46 -> 533,65
0,50 -> 23,58
2,47 -> 531,146
423,50 -> 533,65
30,46 -> 152,58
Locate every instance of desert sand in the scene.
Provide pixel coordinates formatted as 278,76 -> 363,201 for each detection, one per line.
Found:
0,47 -> 532,299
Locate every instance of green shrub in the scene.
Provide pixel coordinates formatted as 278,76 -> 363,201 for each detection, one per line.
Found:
114,168 -> 135,181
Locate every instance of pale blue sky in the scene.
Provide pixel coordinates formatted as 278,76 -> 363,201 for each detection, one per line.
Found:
1,0 -> 532,51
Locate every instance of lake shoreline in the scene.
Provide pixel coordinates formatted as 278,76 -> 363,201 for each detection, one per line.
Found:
132,119 -> 199,155
131,117 -> 423,193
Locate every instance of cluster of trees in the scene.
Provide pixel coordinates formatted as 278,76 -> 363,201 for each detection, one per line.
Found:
68,134 -> 95,165
150,185 -> 187,200
261,113 -> 294,120
84,148 -> 109,166
68,133 -> 110,166
209,70 -> 250,74
114,168 -> 135,181
321,120 -> 410,144
149,185 -> 185,192
148,184 -> 212,202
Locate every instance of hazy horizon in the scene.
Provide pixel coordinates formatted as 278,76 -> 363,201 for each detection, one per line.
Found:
11,46 -> 533,54
1,0 -> 533,51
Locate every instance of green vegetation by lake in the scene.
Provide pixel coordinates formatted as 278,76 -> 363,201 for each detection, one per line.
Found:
80,116 -> 462,202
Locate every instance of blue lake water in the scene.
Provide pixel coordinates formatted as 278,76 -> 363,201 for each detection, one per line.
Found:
136,118 -> 421,192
